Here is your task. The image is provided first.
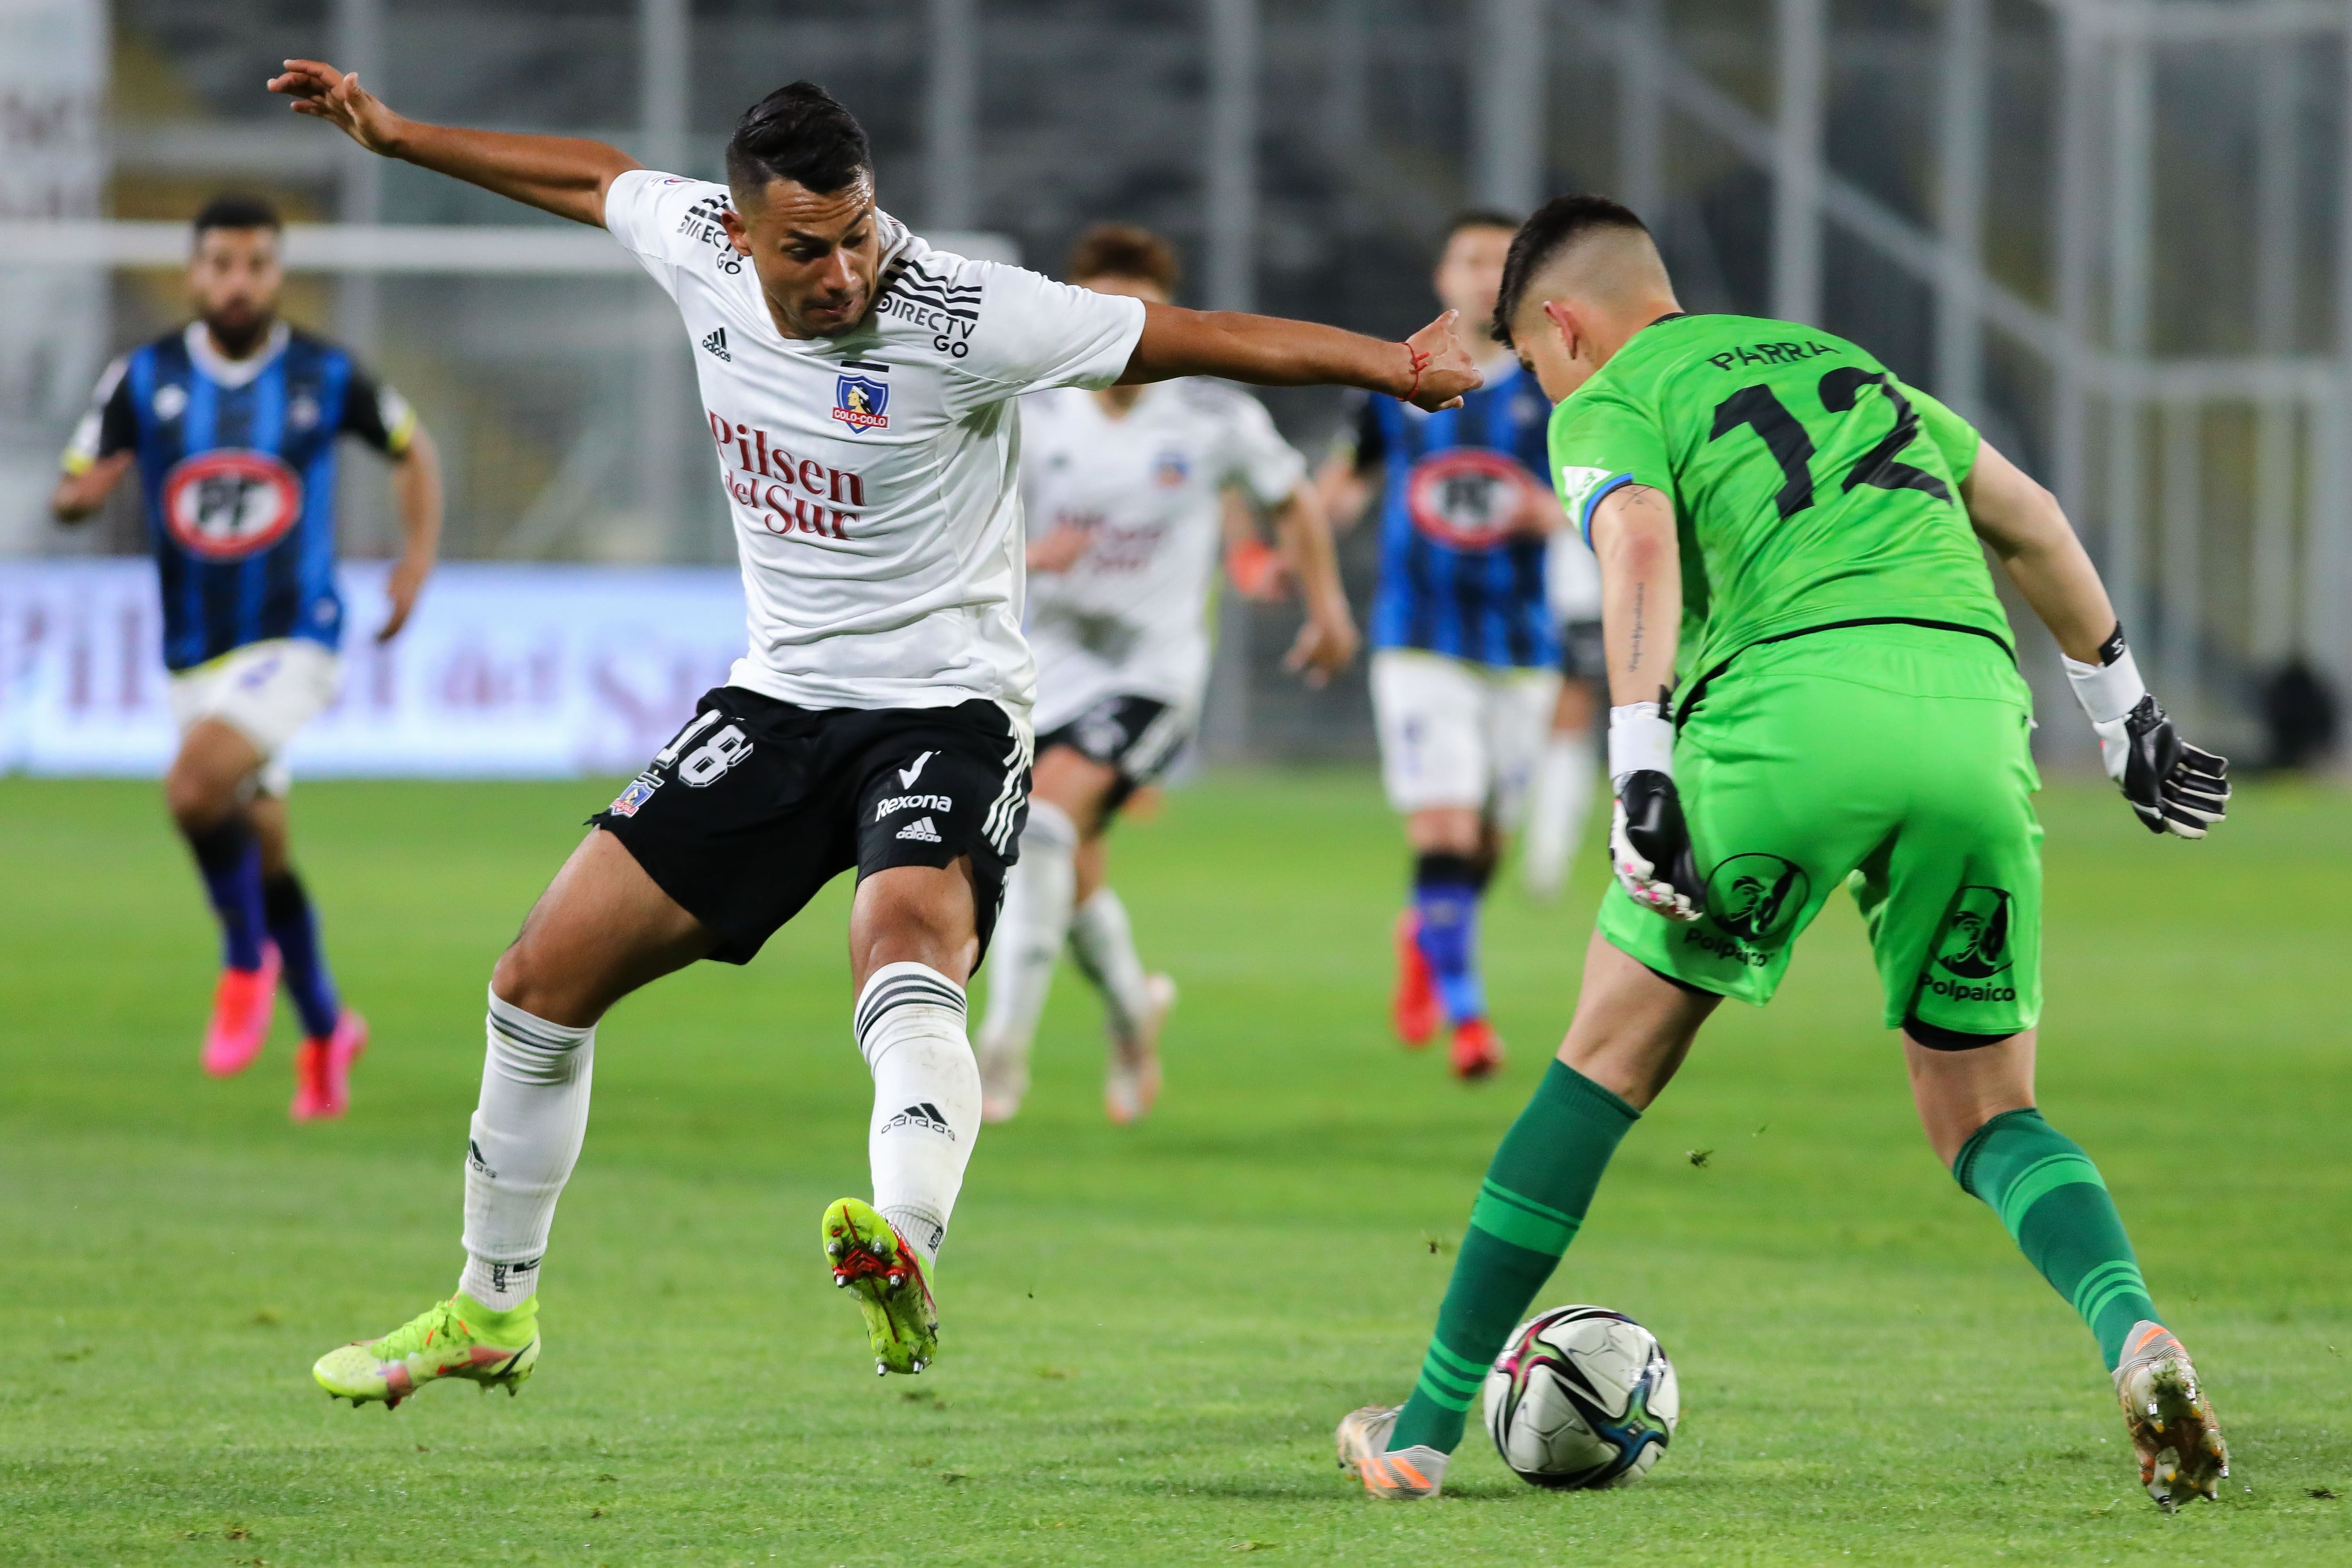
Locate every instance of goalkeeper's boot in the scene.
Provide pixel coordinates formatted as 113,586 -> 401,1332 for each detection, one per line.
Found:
1391,913 -> 1439,1047
1335,1405 -> 1448,1499
1104,972 -> 1175,1125
2114,1321 -> 2228,1509
822,1197 -> 938,1375
1449,1017 -> 1505,1082
201,944 -> 281,1078
312,1292 -> 539,1409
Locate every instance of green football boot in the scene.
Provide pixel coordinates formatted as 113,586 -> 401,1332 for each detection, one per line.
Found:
312,1292 -> 540,1409
822,1197 -> 938,1375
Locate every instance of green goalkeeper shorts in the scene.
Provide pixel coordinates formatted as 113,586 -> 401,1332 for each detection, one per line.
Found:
1598,621 -> 2043,1038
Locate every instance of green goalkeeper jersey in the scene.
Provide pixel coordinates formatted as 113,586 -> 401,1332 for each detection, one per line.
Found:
1547,313 -> 2011,703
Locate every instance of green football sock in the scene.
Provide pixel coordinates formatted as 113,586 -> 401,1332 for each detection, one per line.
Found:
1389,1060 -> 1639,1454
1953,1108 -> 2158,1371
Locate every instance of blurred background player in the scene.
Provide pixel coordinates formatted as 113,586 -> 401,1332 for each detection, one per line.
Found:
1317,211 -> 1560,1081
1521,498 -> 1605,901
49,193 -> 442,1122
976,224 -> 1358,1124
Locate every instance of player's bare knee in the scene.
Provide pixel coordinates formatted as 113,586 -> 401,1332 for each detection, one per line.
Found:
163,763 -> 235,833
489,939 -> 582,1026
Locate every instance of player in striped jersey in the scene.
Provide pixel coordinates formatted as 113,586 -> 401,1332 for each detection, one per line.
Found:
50,193 -> 443,1120
1318,212 -> 1562,1081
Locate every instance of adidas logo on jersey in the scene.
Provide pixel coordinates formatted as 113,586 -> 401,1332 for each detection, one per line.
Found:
701,327 -> 731,362
882,1101 -> 957,1140
897,815 -> 943,843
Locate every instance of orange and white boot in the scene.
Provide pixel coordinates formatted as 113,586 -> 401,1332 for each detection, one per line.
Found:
2114,1321 -> 2228,1509
1336,1405 -> 1448,1498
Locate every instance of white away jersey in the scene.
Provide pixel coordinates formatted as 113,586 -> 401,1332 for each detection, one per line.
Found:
1020,379 -> 1307,731
604,169 -> 1147,716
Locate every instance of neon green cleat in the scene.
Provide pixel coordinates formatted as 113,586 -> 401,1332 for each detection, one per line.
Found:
822,1197 -> 938,1375
312,1292 -> 540,1409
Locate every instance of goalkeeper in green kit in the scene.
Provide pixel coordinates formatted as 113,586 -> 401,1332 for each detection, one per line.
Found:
1337,197 -> 2233,1508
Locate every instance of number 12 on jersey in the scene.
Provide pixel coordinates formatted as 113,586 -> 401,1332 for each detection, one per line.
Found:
1708,368 -> 1952,521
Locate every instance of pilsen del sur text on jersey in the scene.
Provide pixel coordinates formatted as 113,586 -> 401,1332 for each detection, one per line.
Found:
707,411 -> 866,540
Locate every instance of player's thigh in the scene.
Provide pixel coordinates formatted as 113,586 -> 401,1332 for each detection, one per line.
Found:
849,699 -> 1032,979
1858,696 -> 2043,1041
494,827 -> 717,1027
1032,744 -> 1122,833
1599,675 -> 1896,1006
1483,665 -> 1561,830
593,689 -> 857,968
1371,650 -> 1486,812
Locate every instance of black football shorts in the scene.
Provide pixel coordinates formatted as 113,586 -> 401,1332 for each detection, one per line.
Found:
1034,693 -> 1192,815
592,686 -> 1032,964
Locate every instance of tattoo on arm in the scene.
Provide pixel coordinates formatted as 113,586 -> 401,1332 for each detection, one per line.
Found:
1626,583 -> 1646,675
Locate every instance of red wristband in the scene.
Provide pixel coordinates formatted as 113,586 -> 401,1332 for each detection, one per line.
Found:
1402,341 -> 1429,404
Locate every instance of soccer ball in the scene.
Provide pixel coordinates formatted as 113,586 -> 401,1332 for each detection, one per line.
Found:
1483,1304 -> 1680,1488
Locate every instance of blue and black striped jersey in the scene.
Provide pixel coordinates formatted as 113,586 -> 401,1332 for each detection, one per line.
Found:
1347,360 -> 1557,669
66,322 -> 413,672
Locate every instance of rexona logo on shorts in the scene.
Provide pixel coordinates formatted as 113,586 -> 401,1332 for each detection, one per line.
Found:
1928,885 -> 2017,1002
1703,854 -> 1810,944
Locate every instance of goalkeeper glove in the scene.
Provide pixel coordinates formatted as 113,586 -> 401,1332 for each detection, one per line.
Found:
2062,626 -> 2230,838
1607,700 -> 1703,922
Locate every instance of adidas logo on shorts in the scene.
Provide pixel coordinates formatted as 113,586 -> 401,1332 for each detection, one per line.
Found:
700,326 -> 731,361
897,815 -> 942,843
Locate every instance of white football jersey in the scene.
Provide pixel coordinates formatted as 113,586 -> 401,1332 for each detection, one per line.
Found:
1020,380 -> 1307,732
604,169 -> 1146,717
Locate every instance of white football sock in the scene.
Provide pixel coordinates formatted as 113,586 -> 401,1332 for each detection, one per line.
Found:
457,990 -> 595,1311
974,799 -> 1079,1070
1523,732 -> 1598,899
1068,885 -> 1151,1041
856,962 -> 981,1270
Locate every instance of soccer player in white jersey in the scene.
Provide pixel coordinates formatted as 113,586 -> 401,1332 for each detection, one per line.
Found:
266,61 -> 1477,1400
975,225 -> 1359,1125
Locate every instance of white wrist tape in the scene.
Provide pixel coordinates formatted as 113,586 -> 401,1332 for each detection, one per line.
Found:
2062,644 -> 2147,726
1607,701 -> 1676,790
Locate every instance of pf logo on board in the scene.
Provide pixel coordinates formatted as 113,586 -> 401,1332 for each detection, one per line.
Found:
161,449 -> 303,560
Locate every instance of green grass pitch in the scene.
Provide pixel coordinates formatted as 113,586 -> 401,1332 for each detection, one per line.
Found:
1,770 -> 2347,1566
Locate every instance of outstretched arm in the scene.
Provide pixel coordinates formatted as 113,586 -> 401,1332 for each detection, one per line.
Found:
1120,303 -> 1480,413
267,59 -> 640,227
1962,440 -> 2228,837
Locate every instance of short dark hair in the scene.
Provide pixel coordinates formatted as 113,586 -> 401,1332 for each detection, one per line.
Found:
1066,223 -> 1181,294
1444,208 -> 1522,244
725,81 -> 872,197
1491,194 -> 1650,346
192,193 -> 282,236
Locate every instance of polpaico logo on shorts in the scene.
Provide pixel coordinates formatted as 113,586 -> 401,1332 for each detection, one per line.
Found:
1927,885 -> 2017,1003
1703,854 -> 1810,945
